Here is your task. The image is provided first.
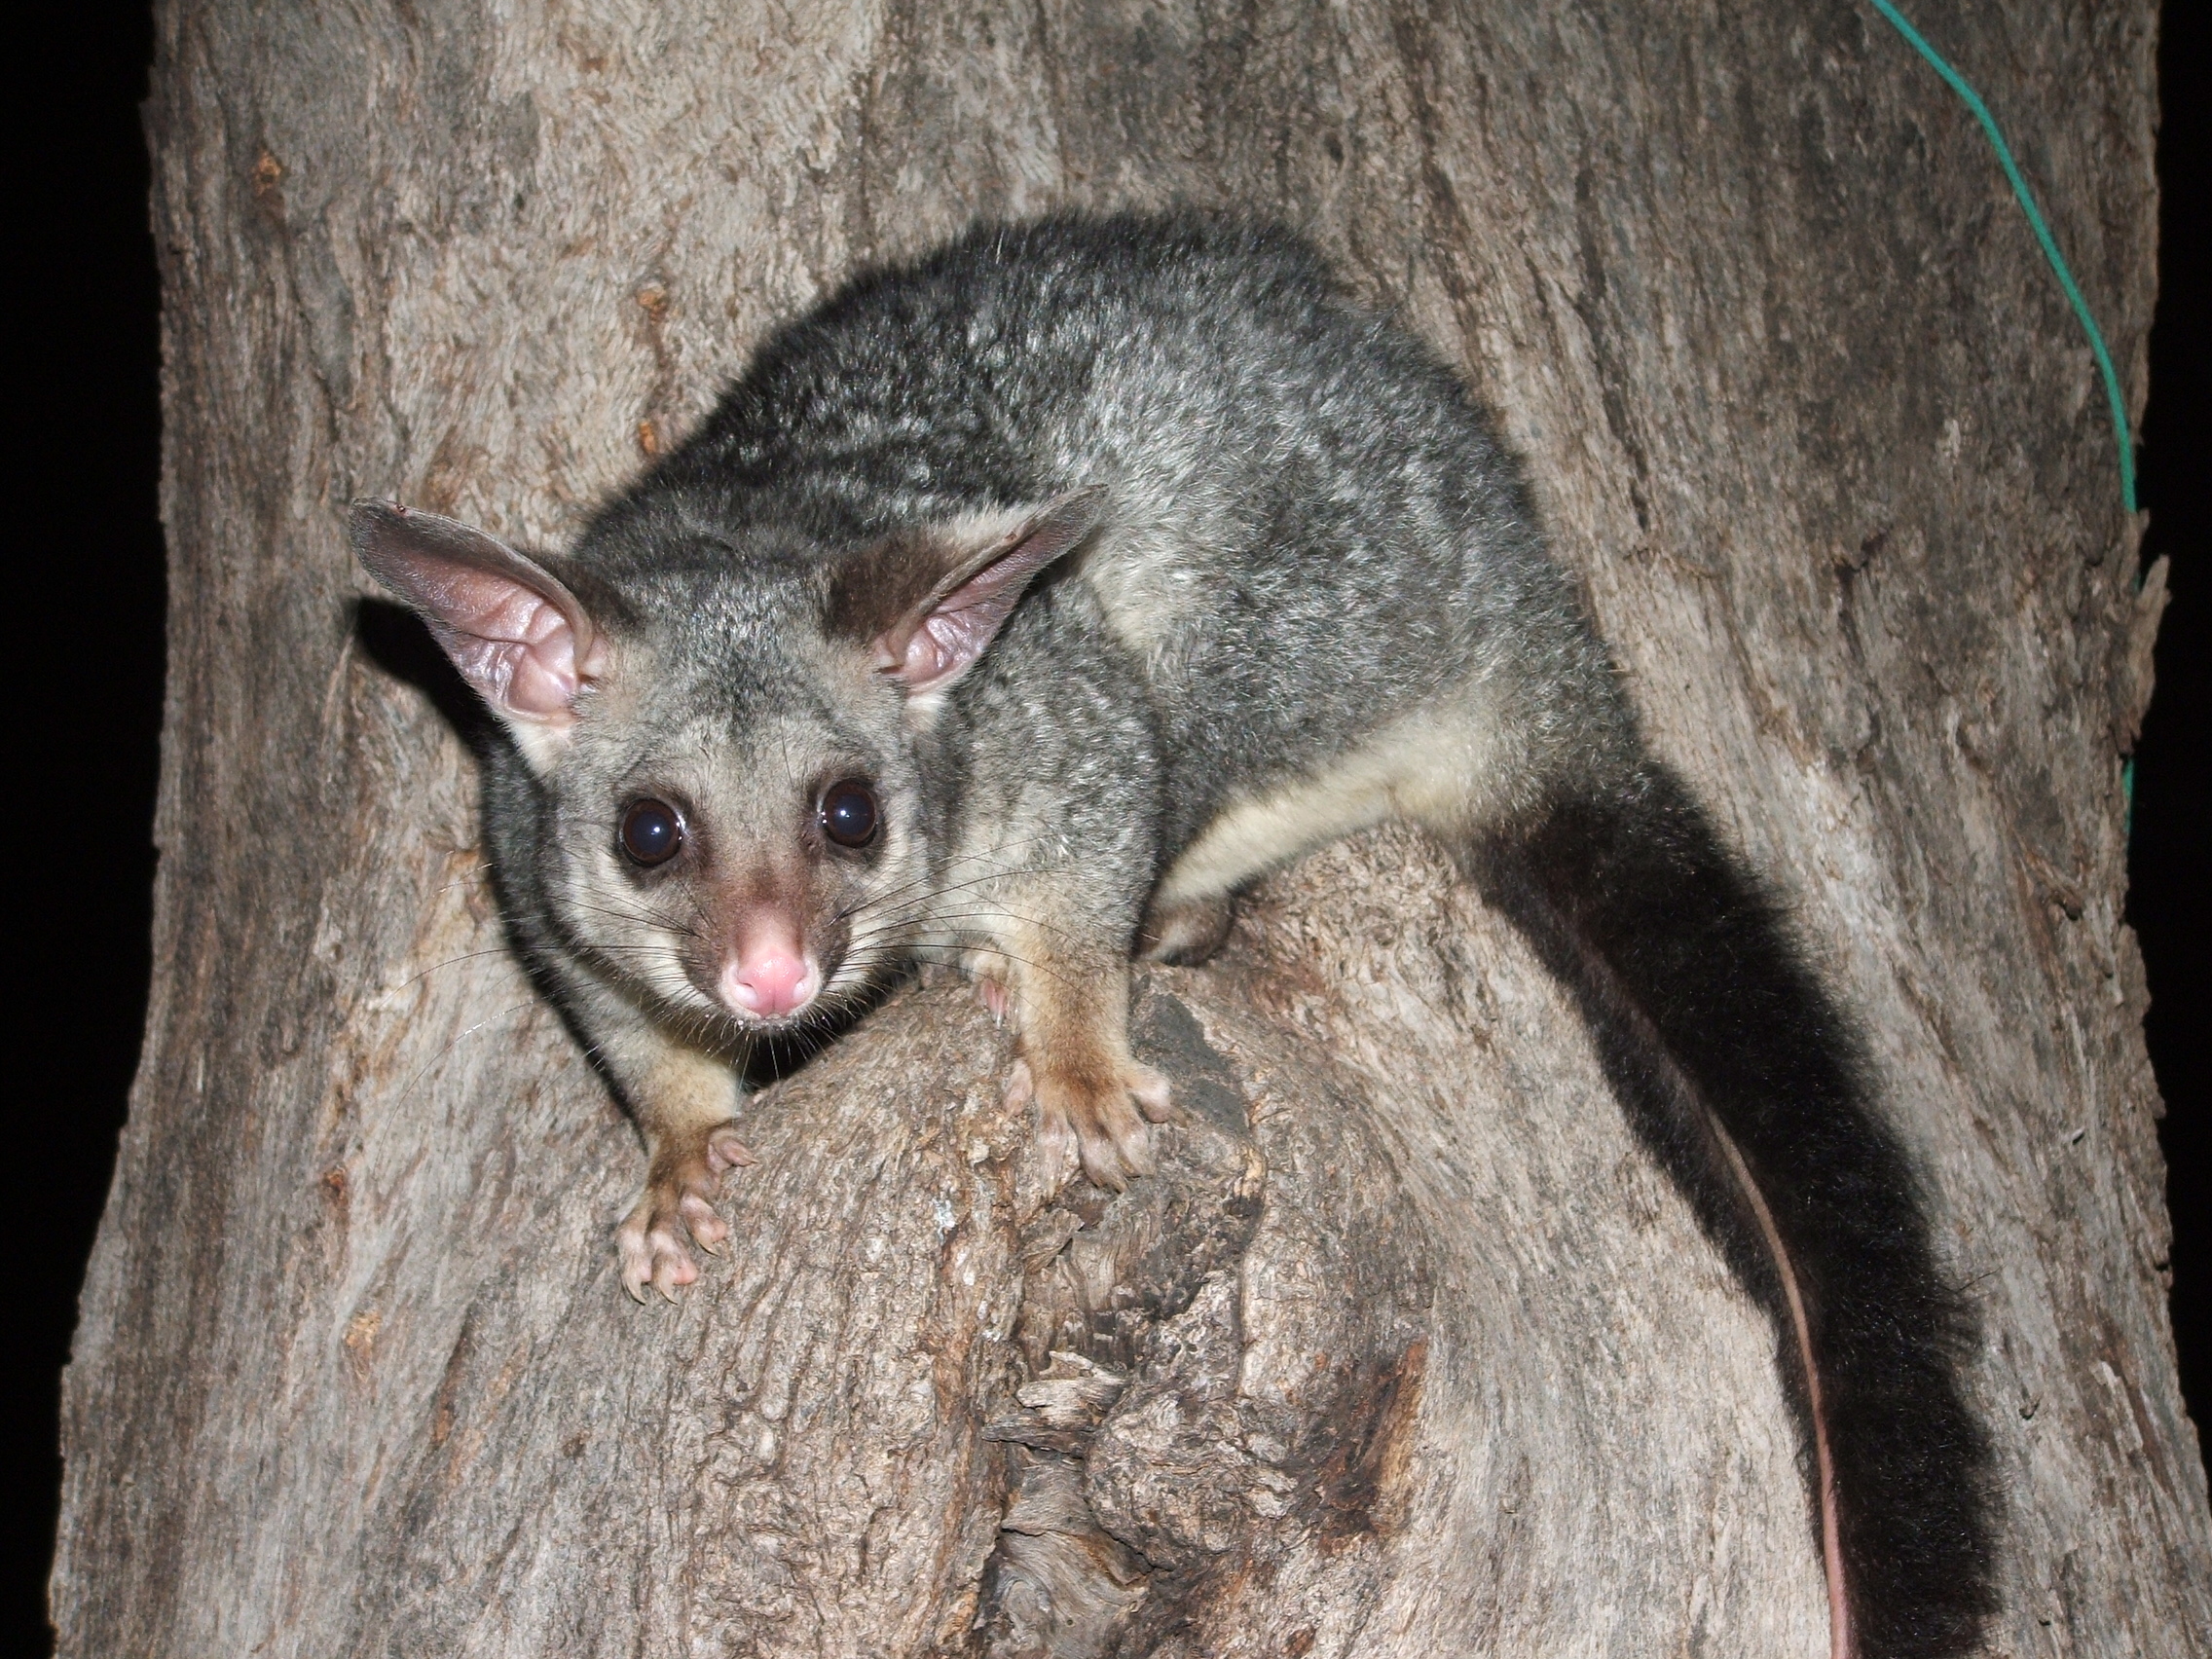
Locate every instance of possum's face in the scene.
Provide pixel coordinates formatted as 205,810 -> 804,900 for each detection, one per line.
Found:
351,495 -> 1097,1042
535,586 -> 930,1040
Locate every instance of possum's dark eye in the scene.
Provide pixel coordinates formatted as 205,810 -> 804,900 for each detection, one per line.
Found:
819,779 -> 880,849
619,798 -> 685,866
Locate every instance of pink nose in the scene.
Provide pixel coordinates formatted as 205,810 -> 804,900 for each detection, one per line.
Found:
720,950 -> 816,1019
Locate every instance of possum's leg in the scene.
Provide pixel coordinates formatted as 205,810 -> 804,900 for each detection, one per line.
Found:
611,1046 -> 753,1304
1148,756 -> 1398,921
1135,891 -> 1235,964
977,911 -> 1171,1192
1145,684 -> 1522,954
562,977 -> 753,1302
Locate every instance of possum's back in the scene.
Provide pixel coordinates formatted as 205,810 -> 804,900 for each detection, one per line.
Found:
681,214 -> 1534,577
656,212 -> 1601,801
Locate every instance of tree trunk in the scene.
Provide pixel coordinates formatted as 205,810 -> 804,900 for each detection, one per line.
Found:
55,1 -> 2203,1653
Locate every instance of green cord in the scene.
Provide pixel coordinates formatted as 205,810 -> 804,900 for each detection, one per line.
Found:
1866,0 -> 2137,515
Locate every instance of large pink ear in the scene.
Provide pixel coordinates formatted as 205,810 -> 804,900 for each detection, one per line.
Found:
350,499 -> 606,729
829,491 -> 1105,696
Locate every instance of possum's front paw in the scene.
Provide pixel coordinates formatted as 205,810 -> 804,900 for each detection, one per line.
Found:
1009,1054 -> 1173,1192
616,1124 -> 755,1304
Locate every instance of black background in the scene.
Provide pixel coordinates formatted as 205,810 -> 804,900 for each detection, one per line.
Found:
7,4 -> 2204,1650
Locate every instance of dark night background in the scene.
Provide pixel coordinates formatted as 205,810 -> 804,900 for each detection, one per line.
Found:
6,3 -> 2205,1650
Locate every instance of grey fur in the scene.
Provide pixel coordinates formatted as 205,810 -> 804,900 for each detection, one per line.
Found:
644,213 -> 1632,847
353,209 -> 1992,1656
351,209 -> 1650,1287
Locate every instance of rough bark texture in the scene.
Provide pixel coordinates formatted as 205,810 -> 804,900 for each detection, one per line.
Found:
56,1 -> 2204,1653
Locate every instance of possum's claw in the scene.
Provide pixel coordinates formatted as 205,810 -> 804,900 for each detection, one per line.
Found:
616,1123 -> 755,1303
974,974 -> 1013,1022
1016,1055 -> 1172,1192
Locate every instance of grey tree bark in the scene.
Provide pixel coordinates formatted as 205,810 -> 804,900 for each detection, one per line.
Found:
55,1 -> 2204,1653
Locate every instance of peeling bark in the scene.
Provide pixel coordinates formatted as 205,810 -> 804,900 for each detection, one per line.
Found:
56,1 -> 2206,1654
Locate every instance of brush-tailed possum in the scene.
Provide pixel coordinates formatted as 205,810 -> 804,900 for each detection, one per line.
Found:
354,212 -> 1991,1657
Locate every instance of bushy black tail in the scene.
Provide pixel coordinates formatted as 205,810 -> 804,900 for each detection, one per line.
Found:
1470,761 -> 1995,1659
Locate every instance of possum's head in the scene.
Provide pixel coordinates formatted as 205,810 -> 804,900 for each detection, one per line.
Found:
350,492 -> 1098,1042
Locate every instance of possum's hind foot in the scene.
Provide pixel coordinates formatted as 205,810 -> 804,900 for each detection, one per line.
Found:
1008,1052 -> 1173,1192
615,1123 -> 756,1303
1136,893 -> 1235,965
